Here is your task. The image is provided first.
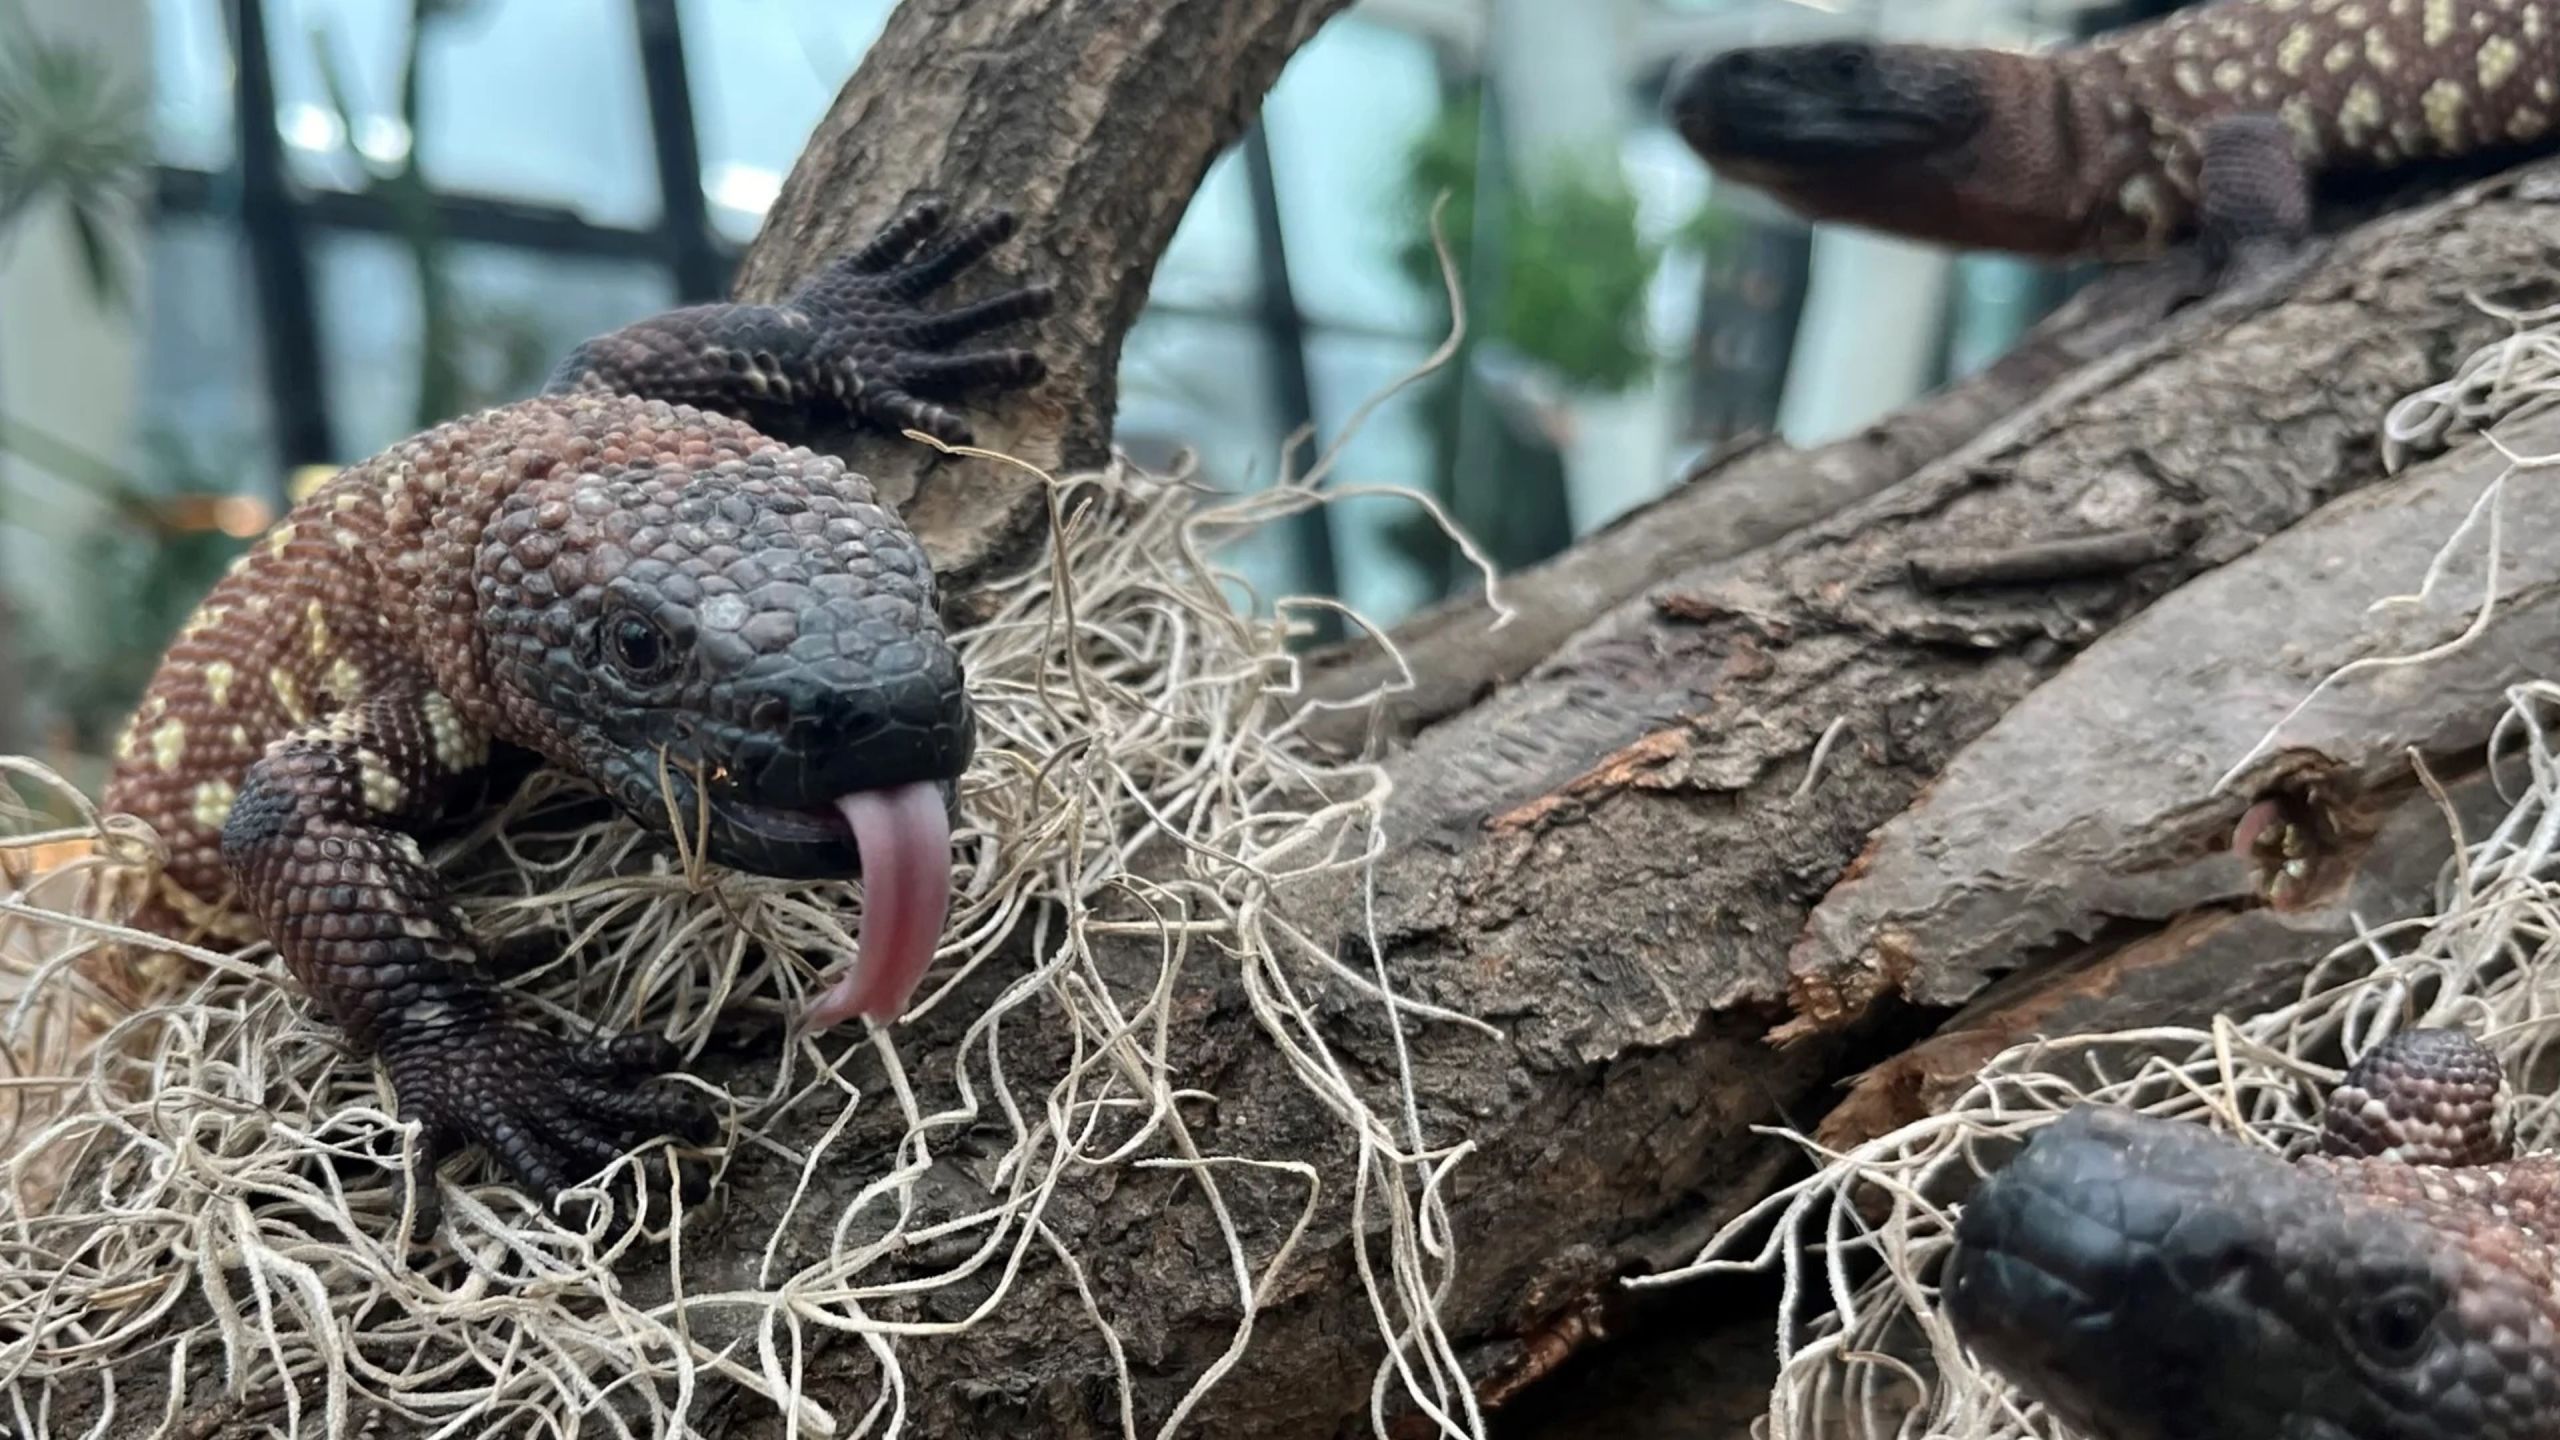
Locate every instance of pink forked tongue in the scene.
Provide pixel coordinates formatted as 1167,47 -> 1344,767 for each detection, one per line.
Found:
803,782 -> 954,1031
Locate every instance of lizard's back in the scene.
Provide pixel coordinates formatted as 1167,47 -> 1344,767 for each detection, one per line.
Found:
101,391 -> 766,947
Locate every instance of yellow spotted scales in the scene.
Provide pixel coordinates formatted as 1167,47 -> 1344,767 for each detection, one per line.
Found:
2077,0 -> 2560,240
93,200 -> 1053,1222
1666,0 -> 2560,261
108,489 -> 491,948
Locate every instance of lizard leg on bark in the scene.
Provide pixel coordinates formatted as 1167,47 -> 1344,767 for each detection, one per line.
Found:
221,689 -> 717,1237
2197,113 -> 2318,282
545,199 -> 1055,447
2144,113 -> 2325,308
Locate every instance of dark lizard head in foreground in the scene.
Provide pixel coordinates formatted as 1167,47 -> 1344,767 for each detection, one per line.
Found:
1663,0 -> 2560,264
473,406 -> 969,886
103,200 -> 1052,1226
1944,1029 -> 2560,1440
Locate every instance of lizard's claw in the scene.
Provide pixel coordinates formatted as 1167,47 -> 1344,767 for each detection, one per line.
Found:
791,199 -> 1057,447
383,1016 -> 718,1239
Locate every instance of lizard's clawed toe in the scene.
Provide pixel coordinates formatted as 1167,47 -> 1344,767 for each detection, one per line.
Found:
784,204 -> 1053,443
385,1016 -> 721,1239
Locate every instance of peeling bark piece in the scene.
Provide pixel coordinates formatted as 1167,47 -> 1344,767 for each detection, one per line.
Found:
1905,522 -> 2193,592
1815,767 -> 2514,1152
1783,409 -> 2560,1041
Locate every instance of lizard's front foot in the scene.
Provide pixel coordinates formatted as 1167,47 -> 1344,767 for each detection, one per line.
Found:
796,199 -> 1057,446
382,1017 -> 719,1235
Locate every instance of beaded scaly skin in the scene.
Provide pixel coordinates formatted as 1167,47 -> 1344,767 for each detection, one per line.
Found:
102,201 -> 1052,1230
1947,1028 -> 2560,1440
1664,0 -> 2560,268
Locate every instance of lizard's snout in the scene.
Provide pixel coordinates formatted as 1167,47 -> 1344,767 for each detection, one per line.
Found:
1942,1105 -> 2381,1440
741,661 -> 975,806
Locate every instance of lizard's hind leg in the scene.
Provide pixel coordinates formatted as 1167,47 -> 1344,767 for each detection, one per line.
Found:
2195,113 -> 2321,292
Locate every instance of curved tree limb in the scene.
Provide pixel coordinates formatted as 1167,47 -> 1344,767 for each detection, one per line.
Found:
734,0 -> 1358,597
700,97 -> 2560,1429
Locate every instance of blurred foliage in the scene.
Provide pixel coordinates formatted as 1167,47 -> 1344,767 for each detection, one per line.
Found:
16,428 -> 253,740
1671,197 -> 1746,258
1390,85 -> 1665,394
1383,83 -> 1701,590
0,1 -> 150,308
0,0 -> 552,758
0,4 -> 159,763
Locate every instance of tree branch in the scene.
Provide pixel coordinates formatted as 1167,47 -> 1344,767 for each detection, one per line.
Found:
1295,263 -> 2195,749
733,0 -> 1357,597
694,112 -> 2560,1430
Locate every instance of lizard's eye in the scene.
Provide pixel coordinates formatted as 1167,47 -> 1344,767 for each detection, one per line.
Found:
607,613 -> 677,683
1828,48 -> 1869,83
2355,1286 -> 2438,1366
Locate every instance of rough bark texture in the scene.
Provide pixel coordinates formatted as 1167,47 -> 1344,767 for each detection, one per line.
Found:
731,0 -> 1356,602
1787,407 -> 2560,1041
1295,264 -> 2194,751
676,52 -> 2560,1427
73,11 -> 2560,1434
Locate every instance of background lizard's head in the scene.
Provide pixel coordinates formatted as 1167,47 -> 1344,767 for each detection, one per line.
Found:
1943,1103 -> 2560,1440
1663,40 -> 1987,174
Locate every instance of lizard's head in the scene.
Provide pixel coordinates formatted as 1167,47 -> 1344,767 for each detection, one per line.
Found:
478,414 -> 971,1025
1944,1105 -> 2560,1440
1663,41 -> 1987,172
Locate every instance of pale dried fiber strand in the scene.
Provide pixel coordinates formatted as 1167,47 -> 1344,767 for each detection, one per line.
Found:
0,285 -> 1511,1435
1637,295 -> 2560,1440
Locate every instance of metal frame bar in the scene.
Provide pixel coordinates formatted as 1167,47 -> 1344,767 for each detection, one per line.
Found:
1239,120 -> 1343,642
630,0 -> 729,301
229,0 -> 335,490
157,166 -> 682,263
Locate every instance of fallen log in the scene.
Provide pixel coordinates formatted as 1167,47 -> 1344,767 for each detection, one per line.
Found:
1785,405 -> 2560,1047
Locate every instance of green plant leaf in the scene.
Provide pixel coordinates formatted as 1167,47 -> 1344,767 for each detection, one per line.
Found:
1388,86 -> 1668,395
0,8 -> 150,310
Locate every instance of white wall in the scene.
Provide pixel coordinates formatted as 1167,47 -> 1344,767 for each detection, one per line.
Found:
0,0 -> 154,720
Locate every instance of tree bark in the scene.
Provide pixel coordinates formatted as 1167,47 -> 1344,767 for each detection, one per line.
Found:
1294,262 -> 2194,750
732,0 -> 1356,600
692,23 -> 2560,1423
67,8 -> 2560,1435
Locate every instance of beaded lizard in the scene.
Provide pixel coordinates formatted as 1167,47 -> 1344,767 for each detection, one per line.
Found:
1664,0 -> 2560,273
99,200 -> 1050,1223
1946,1028 -> 2560,1439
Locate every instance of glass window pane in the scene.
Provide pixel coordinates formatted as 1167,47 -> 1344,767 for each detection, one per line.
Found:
312,231 -> 674,461
262,0 -> 660,226
1260,17 -> 1444,335
1942,255 -> 2055,381
1303,331 -> 1439,626
152,0 -> 235,170
680,0 -> 897,244
1149,148 -> 1263,315
141,216 -> 274,485
1114,308 -> 1295,607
